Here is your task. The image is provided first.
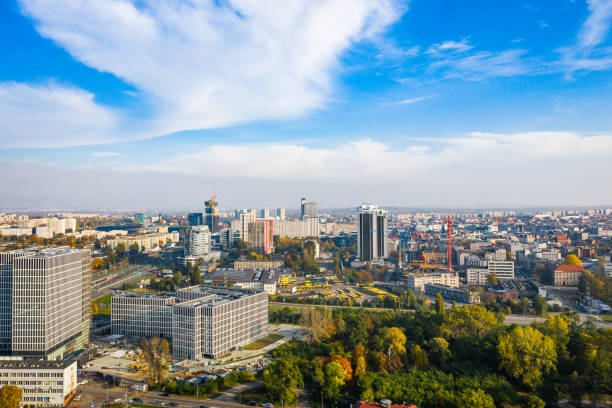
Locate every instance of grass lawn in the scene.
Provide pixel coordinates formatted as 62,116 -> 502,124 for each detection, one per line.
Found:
243,334 -> 283,351
600,314 -> 612,323
94,294 -> 112,316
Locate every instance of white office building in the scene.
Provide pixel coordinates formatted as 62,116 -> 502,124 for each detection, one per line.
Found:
406,272 -> 459,293
184,225 -> 211,258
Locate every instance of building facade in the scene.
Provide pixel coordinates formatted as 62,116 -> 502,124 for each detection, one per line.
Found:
0,247 -> 90,359
184,225 -> 211,258
272,218 -> 319,238
188,212 -> 204,226
247,220 -> 274,254
357,204 -> 388,261
111,293 -> 176,338
554,264 -> 587,286
0,359 -> 77,407
300,198 -> 317,219
111,288 -> 268,360
406,272 -> 459,293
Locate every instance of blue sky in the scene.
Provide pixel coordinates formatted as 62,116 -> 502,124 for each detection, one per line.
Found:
1,0 -> 612,210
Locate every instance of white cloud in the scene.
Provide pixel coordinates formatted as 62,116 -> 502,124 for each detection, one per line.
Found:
429,49 -> 530,80
3,131 -> 612,207
0,82 -> 117,148
426,40 -> 473,55
397,94 -> 437,104
18,0 -> 405,142
91,151 -> 120,157
559,0 -> 612,74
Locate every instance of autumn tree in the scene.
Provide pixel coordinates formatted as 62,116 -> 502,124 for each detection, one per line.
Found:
497,326 -> 557,389
0,385 -> 22,408
565,254 -> 582,266
323,360 -> 346,400
91,301 -> 99,314
299,307 -> 331,341
91,257 -> 105,271
442,305 -> 500,340
410,345 -> 429,368
533,295 -> 547,316
331,355 -> 353,381
486,271 -> 498,286
352,343 -> 367,378
428,337 -> 451,365
139,337 -> 171,385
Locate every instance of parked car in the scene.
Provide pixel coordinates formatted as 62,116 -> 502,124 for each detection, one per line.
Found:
132,398 -> 142,403
169,403 -> 178,407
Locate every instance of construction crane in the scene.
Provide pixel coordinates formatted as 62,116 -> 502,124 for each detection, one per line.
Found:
444,216 -> 453,273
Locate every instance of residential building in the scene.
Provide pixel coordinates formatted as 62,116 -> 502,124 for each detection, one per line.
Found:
106,231 -> 179,251
554,264 -> 587,287
247,220 -> 274,254
276,208 -> 286,220
0,359 -> 77,407
260,208 -> 270,219
273,217 -> 319,238
233,259 -> 284,269
184,225 -> 211,258
406,272 -> 459,293
357,203 -> 388,261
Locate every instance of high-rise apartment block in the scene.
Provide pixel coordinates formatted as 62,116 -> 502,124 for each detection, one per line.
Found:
111,287 -> 268,359
357,203 -> 388,261
184,225 -> 211,258
247,220 -> 274,254
276,208 -> 286,220
0,247 -> 91,359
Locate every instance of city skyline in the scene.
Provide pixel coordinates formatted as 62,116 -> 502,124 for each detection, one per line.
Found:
2,0 -> 612,208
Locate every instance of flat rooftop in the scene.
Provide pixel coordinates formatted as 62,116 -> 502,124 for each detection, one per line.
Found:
0,359 -> 76,370
176,286 -> 262,307
4,246 -> 86,258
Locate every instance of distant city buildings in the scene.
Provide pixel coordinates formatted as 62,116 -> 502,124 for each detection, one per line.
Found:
134,212 -> 146,224
188,212 -> 204,226
106,229 -> 179,251
184,225 -> 211,258
204,197 -> 220,233
357,203 -> 388,262
300,198 -> 317,219
406,272 -> 459,293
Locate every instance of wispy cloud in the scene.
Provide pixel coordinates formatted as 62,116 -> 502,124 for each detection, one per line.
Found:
91,152 -> 120,157
429,48 -> 531,81
397,94 -> 437,104
426,39 -> 473,55
13,0 -> 406,147
0,82 -> 118,148
558,0 -> 612,74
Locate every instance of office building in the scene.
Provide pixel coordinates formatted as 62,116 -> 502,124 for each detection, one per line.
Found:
111,293 -> 176,338
172,288 -> 268,359
188,212 -> 204,226
111,288 -> 268,360
301,198 -> 318,219
184,225 -> 211,258
202,268 -> 282,295
406,272 -> 459,293
357,203 -> 388,261
134,213 -> 146,225
0,247 -> 90,359
425,284 -> 479,304
205,197 -> 220,233
0,359 -> 77,407
488,260 -> 515,280
247,220 -> 274,254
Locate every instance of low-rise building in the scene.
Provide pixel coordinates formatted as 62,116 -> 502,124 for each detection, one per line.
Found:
405,272 -> 459,293
0,359 -> 77,407
233,259 -> 284,269
554,264 -> 587,286
425,284 -> 480,304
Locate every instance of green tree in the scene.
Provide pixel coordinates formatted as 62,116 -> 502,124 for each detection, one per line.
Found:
442,305 -> 500,340
428,337 -> 451,365
455,388 -> 495,408
486,271 -> 498,286
533,295 -> 547,316
497,326 -> 557,389
0,385 -> 23,408
435,292 -> 445,315
410,344 -> 429,368
263,358 -> 303,405
323,360 -> 346,400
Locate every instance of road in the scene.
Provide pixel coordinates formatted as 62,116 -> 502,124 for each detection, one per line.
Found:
270,302 -> 612,328
71,382 -> 256,408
